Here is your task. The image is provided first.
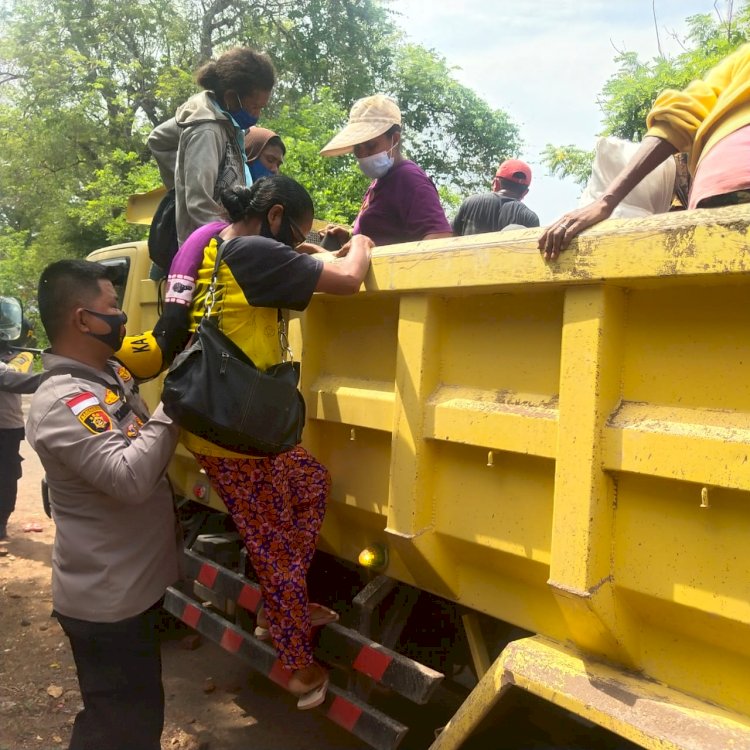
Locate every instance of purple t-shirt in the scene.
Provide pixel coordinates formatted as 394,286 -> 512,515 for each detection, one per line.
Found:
352,160 -> 452,246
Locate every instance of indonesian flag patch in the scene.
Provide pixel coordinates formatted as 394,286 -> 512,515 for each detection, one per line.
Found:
66,392 -> 100,415
66,393 -> 113,434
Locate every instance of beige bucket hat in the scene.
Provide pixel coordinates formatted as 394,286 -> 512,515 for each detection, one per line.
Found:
320,94 -> 401,157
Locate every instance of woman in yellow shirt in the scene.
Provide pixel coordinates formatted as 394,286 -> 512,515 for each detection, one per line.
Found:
183,176 -> 373,709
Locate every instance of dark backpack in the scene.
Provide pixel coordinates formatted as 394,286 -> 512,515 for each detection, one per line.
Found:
148,188 -> 178,274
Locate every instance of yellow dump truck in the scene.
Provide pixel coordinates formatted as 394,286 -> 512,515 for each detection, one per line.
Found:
88,199 -> 750,750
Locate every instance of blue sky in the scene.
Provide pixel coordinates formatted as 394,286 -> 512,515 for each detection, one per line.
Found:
394,0 -> 721,223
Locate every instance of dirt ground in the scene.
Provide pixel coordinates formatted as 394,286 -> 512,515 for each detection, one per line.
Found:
0,397 -> 367,750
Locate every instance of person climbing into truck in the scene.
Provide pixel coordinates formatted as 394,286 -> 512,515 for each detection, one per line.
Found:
147,46 -> 276,269
112,179 -> 343,380
540,42 -> 750,260
318,94 -> 452,248
175,176 -> 374,710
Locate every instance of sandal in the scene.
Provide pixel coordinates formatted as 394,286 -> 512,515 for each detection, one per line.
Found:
295,677 -> 329,710
288,665 -> 329,710
254,603 -> 339,641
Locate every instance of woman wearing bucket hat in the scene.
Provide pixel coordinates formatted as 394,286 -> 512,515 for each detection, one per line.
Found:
319,94 -> 452,248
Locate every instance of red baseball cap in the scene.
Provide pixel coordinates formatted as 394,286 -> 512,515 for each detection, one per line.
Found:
495,159 -> 532,187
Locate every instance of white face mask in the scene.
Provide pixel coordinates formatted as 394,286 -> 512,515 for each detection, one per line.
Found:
357,140 -> 396,179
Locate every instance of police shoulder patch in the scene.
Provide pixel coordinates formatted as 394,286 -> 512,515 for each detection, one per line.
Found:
117,365 -> 133,382
78,405 -> 113,434
104,388 -> 120,405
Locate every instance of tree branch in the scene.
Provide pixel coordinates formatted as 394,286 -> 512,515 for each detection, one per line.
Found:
0,71 -> 27,85
664,27 -> 689,53
652,0 -> 664,58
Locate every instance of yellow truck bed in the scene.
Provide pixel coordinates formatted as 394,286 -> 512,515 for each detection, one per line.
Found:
89,205 -> 750,748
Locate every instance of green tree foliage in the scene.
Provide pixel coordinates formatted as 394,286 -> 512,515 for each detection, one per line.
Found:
0,0 -> 520,305
243,0 -> 396,108
542,3 -> 750,186
540,144 -> 595,188
389,44 -> 521,193
264,89 -> 371,224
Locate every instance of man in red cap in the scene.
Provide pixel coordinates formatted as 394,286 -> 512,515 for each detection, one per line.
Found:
453,158 -> 539,236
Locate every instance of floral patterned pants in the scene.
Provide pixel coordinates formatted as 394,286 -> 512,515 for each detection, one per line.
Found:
194,447 -> 330,670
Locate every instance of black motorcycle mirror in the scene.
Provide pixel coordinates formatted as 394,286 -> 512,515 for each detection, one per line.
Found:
0,296 -> 23,343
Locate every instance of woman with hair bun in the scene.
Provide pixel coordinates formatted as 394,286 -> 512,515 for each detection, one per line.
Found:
148,47 -> 276,246
173,175 -> 373,709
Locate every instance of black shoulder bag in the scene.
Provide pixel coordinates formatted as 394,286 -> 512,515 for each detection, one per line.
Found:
161,241 -> 306,455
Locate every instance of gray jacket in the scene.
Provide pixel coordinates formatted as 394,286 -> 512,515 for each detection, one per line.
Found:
26,354 -> 181,622
148,91 -> 248,245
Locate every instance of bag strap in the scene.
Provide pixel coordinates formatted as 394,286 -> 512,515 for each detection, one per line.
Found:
202,235 -> 226,320
278,309 -> 294,363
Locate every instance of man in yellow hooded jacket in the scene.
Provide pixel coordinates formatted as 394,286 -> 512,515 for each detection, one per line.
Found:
540,43 -> 750,259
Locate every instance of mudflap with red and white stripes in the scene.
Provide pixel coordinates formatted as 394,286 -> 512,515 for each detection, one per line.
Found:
163,548 -> 445,750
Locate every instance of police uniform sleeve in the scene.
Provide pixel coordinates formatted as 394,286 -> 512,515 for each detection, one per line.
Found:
0,359 -> 41,393
33,382 -> 179,505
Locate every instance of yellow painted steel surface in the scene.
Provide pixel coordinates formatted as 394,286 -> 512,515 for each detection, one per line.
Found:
297,205 -> 750,731
91,205 -> 750,742
431,636 -> 750,750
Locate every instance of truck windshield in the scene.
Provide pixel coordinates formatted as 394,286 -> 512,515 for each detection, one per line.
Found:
97,257 -> 131,308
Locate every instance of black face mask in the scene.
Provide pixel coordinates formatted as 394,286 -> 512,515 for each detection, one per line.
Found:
260,215 -> 296,248
83,309 -> 127,351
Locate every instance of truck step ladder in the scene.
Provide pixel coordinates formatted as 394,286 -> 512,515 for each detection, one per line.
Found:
164,548 -> 445,750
